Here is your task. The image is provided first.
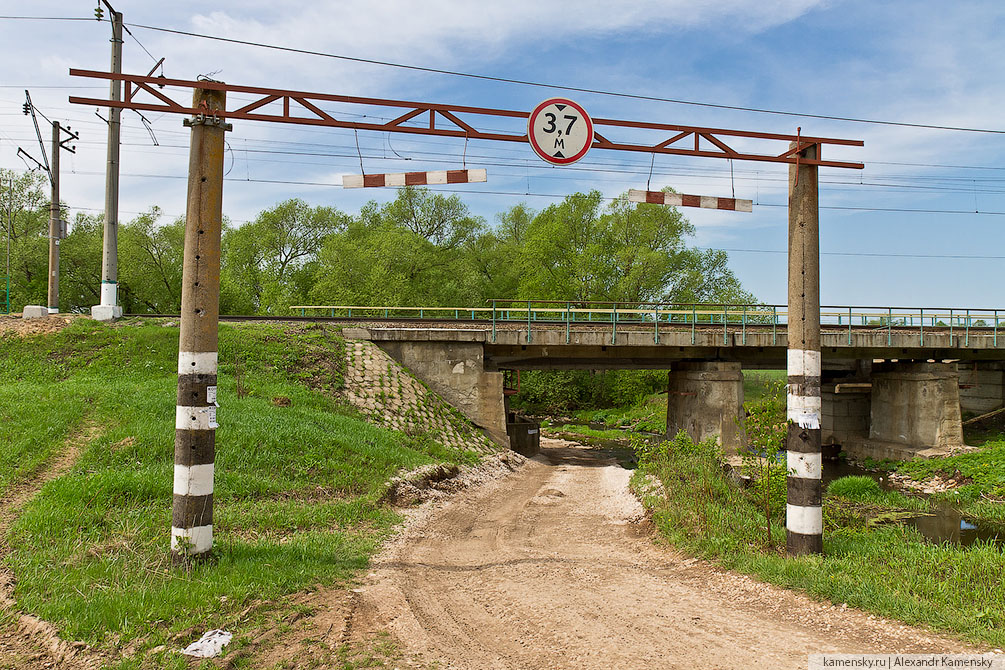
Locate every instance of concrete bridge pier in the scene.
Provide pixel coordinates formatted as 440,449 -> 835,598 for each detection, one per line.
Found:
665,362 -> 745,453
851,361 -> 964,460
958,361 -> 1005,416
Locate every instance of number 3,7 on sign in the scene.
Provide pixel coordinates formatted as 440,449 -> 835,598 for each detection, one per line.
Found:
527,98 -> 594,165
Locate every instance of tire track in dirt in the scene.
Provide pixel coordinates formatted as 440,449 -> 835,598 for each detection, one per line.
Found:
348,437 -> 980,670
0,421 -> 103,670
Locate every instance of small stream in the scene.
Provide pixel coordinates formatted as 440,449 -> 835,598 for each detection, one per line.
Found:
546,419 -> 1004,548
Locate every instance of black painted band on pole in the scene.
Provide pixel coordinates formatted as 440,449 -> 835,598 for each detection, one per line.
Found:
171,87 -> 231,563
786,141 -> 823,556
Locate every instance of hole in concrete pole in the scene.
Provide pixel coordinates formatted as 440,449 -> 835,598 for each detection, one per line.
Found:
201,177 -> 207,182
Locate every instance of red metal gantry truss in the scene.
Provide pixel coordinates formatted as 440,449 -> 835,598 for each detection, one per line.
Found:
68,69 -> 865,170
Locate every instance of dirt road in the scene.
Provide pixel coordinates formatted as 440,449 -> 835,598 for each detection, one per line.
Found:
351,437 -> 976,670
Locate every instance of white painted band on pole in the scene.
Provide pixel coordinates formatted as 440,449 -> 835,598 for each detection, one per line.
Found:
787,451 -> 822,479
173,463 -> 215,496
786,504 -> 823,535
178,351 -> 218,375
386,172 -> 406,187
426,170 -> 448,184
171,524 -> 213,553
100,281 -> 117,306
176,405 -> 218,431
786,394 -> 821,429
787,348 -> 821,376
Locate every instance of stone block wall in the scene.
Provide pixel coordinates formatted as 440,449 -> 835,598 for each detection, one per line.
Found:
820,386 -> 870,446
343,340 -> 499,454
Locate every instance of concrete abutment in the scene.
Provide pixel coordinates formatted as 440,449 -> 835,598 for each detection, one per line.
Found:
370,340 -> 509,448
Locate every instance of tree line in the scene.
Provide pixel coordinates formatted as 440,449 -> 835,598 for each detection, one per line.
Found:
1,168 -> 754,315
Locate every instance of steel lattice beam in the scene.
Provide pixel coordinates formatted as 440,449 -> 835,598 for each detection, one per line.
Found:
69,69 -> 864,169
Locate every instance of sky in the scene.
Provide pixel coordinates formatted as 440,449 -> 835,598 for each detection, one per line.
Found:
2,0 -> 1005,309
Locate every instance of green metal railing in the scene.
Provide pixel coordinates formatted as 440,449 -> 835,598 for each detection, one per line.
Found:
289,300 -> 1005,348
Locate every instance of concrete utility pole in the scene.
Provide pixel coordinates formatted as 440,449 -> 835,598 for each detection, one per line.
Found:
92,8 -> 124,321
171,87 -> 231,563
785,141 -> 823,556
4,179 -> 11,315
46,121 -> 61,314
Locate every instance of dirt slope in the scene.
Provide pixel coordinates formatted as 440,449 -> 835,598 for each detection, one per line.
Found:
349,437 -> 977,670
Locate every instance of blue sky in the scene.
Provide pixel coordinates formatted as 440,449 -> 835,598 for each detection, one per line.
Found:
2,1 -> 1004,308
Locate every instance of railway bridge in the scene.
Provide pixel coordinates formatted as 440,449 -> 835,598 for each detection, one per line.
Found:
321,301 -> 1005,461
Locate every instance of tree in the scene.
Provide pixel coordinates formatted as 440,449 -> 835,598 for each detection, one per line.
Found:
118,209 -> 185,313
312,187 -> 484,307
515,189 -> 754,307
58,211 -> 103,311
1,169 -> 50,309
221,198 -> 346,314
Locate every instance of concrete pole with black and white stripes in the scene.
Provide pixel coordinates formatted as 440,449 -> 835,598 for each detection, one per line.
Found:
786,140 -> 823,556
171,86 -> 231,563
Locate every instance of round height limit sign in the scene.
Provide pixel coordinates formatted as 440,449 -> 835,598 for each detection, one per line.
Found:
527,98 -> 594,165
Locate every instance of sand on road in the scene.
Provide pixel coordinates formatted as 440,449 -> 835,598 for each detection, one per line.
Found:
349,437 -> 977,670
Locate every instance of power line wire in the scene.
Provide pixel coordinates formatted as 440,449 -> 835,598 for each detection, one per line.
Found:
124,21 -> 1005,136
709,248 -> 1005,260
3,14 -> 1004,134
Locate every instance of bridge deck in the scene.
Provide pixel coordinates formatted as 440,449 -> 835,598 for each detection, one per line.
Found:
341,320 -> 1005,369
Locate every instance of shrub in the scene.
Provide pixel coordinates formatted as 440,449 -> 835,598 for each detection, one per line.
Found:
827,475 -> 882,499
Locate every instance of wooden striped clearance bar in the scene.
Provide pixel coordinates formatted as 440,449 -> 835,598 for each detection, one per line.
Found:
627,188 -> 753,212
343,168 -> 487,188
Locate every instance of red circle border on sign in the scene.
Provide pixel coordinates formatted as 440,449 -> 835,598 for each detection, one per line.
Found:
527,98 -> 594,166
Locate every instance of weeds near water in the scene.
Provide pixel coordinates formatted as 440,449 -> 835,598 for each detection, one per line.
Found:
632,429 -> 1005,648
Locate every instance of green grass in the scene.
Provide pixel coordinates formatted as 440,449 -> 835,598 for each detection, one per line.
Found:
634,434 -> 1005,648
571,392 -> 667,433
0,318 -> 481,656
743,369 -> 786,404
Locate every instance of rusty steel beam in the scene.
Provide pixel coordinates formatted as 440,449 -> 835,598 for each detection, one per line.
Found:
69,69 -> 865,169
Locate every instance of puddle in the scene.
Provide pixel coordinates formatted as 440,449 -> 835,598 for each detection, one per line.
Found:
905,508 -> 1004,547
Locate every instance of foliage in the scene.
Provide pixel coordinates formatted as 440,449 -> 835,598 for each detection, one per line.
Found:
573,391 -> 668,433
1,168 -> 51,309
895,438 -> 1005,521
221,198 -> 346,314
1,175 -> 755,317
311,188 -> 484,308
510,369 -> 667,413
739,376 -> 787,544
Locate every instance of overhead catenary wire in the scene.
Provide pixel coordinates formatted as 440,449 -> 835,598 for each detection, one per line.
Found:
2,14 -> 1003,135
120,22 -> 1005,135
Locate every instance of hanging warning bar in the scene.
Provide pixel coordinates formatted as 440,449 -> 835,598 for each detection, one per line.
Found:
343,168 -> 487,188
68,69 -> 865,169
627,188 -> 753,212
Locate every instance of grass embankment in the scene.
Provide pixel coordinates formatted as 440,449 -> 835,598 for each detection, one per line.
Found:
634,433 -> 1005,648
0,318 -> 479,666
894,442 -> 1005,524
